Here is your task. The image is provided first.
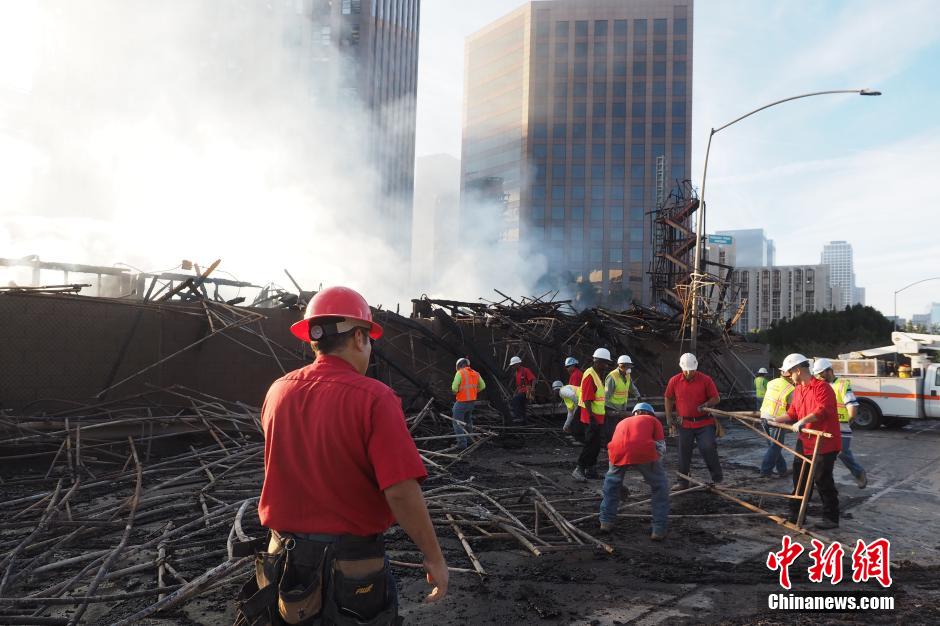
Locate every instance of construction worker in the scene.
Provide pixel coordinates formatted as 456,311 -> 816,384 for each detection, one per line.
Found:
242,286 -> 447,625
552,379 -> 580,434
754,367 -> 769,410
758,369 -> 795,478
572,348 -> 613,481
565,356 -> 583,387
604,354 -> 638,439
599,402 -> 669,540
509,356 -> 535,425
452,358 -> 485,450
665,353 -> 722,490
812,358 -> 867,488
781,353 -> 842,529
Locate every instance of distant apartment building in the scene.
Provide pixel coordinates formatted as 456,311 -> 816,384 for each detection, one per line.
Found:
731,264 -> 839,333
461,0 -> 694,305
714,228 -> 774,267
821,240 -> 861,309
932,302 -> 940,326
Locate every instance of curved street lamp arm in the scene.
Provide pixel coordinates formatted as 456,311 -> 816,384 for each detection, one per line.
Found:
894,276 -> 940,295
713,90 -> 870,135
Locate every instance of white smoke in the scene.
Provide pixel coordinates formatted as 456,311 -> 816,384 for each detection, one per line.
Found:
0,1 -> 555,309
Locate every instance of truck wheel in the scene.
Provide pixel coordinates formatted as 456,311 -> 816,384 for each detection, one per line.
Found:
853,400 -> 882,430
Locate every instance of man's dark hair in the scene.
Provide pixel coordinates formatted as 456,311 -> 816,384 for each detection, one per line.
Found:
311,316 -> 367,355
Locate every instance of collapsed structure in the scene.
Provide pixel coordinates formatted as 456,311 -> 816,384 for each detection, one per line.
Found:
0,264 -> 769,623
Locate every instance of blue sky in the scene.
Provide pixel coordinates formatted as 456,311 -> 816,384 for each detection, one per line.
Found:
416,0 -> 940,319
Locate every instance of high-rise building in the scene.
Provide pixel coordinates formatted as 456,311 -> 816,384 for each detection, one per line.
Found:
731,264 -> 839,333
820,240 -> 860,309
307,0 -> 421,262
929,302 -> 940,326
714,228 -> 774,267
461,0 -> 693,305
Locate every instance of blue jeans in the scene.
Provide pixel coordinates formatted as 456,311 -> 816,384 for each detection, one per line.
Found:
760,421 -> 789,476
600,460 -> 669,533
452,401 -> 476,449
676,423 -> 722,487
510,393 -> 527,425
839,431 -> 865,478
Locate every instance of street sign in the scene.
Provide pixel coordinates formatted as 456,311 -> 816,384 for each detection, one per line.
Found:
707,234 -> 733,245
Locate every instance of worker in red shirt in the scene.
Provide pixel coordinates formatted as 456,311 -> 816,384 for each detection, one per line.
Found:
665,353 -> 722,490
599,402 -> 669,540
565,356 -> 583,387
509,356 -> 535,425
242,287 -> 448,625
572,348 -> 614,481
780,353 -> 842,530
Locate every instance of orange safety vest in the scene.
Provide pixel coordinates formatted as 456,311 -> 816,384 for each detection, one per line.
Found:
456,367 -> 481,402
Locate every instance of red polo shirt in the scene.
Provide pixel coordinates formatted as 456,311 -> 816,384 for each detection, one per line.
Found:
514,366 -> 535,394
568,367 -> 583,387
258,355 -> 427,536
665,371 -> 719,429
787,377 -> 842,455
608,413 -> 664,466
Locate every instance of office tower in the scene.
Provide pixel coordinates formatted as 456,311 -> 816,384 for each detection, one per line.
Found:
821,240 -> 858,309
461,0 -> 693,304
714,228 -> 774,267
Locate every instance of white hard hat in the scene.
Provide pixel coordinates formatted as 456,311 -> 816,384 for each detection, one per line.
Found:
811,358 -> 833,376
456,358 -> 470,370
592,348 -> 612,361
564,357 -> 578,367
552,380 -> 564,390
617,355 -> 633,366
509,356 -> 522,366
757,367 -> 768,375
781,353 -> 809,373
679,353 -> 698,371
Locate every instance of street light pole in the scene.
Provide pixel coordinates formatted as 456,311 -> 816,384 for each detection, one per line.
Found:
894,276 -> 940,330
688,88 -> 882,354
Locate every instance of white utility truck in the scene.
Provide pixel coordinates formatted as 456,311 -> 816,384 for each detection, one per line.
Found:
822,332 -> 940,429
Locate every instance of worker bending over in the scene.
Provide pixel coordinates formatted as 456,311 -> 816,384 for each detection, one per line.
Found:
452,358 -> 486,450
812,358 -> 867,488
599,402 -> 669,541
552,379 -> 581,434
665,353 -> 722,490
236,286 -> 448,625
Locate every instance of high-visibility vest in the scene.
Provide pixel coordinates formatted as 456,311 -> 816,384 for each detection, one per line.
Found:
831,377 -> 852,423
560,385 -> 580,411
455,367 -> 481,402
754,376 -> 768,399
760,377 -> 794,419
606,369 -> 631,408
578,367 -> 606,416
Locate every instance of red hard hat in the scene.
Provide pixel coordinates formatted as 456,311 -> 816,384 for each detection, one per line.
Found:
290,286 -> 383,342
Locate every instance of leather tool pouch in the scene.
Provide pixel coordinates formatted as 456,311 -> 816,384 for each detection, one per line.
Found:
276,534 -> 330,625
323,537 -> 397,626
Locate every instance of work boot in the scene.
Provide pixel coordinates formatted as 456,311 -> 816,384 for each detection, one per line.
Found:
650,530 -> 667,542
598,521 -> 613,534
855,470 -> 868,489
571,466 -> 587,482
814,519 -> 839,530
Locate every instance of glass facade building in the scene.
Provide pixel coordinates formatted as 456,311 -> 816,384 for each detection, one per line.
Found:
461,0 -> 693,304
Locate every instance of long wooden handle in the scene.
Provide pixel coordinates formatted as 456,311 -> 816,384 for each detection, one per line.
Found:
701,407 -> 832,438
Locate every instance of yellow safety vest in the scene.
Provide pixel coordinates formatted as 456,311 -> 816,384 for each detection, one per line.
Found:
606,369 -> 631,408
577,367 -> 606,416
561,385 -> 581,411
760,377 -> 795,419
754,376 -> 768,399
831,377 -> 851,423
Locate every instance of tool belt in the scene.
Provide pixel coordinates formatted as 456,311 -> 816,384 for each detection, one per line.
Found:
232,530 -> 398,626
